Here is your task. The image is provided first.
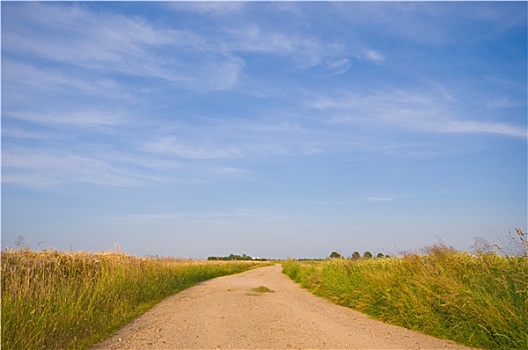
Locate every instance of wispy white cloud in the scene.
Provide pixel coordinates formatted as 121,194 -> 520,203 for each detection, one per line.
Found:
333,2 -> 526,48
325,58 -> 352,76
5,109 -> 124,128
115,208 -> 290,225
309,88 -> 526,139
178,55 -> 244,91
1,138 -> 198,189
144,136 -> 242,160
2,2 -> 525,191
434,120 -> 526,138
485,97 -> 526,110
3,59 -> 132,100
484,76 -> 527,92
3,3 -> 241,92
3,2 -> 391,97
364,196 -> 394,203
4,3 -> 178,69
211,167 -> 247,176
165,2 -> 246,17
2,126 -> 59,142
361,49 -> 385,64
468,2 -> 527,29
2,148 -> 148,187
354,191 -> 415,204
429,81 -> 456,102
137,115 -> 327,161
223,23 -> 330,68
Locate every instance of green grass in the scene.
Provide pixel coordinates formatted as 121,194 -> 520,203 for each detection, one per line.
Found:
283,245 -> 528,349
1,249 -> 265,350
251,286 -> 274,293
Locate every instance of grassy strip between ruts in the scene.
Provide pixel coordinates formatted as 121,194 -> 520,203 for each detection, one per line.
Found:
283,245 -> 527,350
1,249 -> 267,350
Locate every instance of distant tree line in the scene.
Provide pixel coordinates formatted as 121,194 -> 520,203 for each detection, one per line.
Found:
329,251 -> 390,259
207,253 -> 268,261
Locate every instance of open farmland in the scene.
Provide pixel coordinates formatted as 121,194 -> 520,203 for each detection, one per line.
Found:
2,237 -> 526,349
1,249 -> 265,350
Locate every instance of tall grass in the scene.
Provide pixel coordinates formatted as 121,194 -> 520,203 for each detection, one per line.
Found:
1,248 -> 264,350
283,243 -> 527,349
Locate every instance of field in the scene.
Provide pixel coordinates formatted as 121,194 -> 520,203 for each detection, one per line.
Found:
283,242 -> 528,350
1,248 -> 266,350
3,234 -> 526,350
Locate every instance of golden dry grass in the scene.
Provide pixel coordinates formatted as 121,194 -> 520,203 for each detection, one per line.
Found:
1,248 -> 265,350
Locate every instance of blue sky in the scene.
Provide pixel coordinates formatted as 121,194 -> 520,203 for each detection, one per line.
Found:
2,2 -> 527,259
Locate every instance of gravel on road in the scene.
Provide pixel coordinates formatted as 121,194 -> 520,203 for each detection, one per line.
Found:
92,264 -> 477,349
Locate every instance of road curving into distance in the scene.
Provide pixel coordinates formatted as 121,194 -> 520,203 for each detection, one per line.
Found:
92,264 -> 478,349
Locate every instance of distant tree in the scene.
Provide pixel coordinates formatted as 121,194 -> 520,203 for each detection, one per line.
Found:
329,251 -> 342,259
376,252 -> 385,259
208,253 -> 256,261
363,251 -> 373,259
351,251 -> 361,260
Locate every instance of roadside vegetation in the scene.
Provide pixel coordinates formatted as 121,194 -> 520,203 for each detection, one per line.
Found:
283,230 -> 528,350
1,246 -> 265,350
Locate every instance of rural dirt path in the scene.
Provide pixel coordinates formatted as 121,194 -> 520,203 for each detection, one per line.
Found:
92,264 -> 477,349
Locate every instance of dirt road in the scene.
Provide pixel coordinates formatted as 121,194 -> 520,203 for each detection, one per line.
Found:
92,264 -> 476,349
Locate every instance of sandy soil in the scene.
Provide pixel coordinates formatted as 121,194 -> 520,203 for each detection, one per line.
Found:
92,264 -> 478,349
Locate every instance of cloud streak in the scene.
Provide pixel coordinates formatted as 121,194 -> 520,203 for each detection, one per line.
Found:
3,2 -> 243,92
434,120 -> 526,138
310,88 -> 526,139
3,2 -> 401,98
5,110 -> 124,128
2,148 -> 148,187
360,49 -> 385,64
165,2 -> 246,17
144,136 -> 242,160
115,209 -> 290,225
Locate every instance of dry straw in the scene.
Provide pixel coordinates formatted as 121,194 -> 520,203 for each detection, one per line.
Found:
1,247 -> 264,350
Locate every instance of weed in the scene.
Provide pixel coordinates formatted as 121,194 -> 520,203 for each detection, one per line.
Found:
251,286 -> 274,293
